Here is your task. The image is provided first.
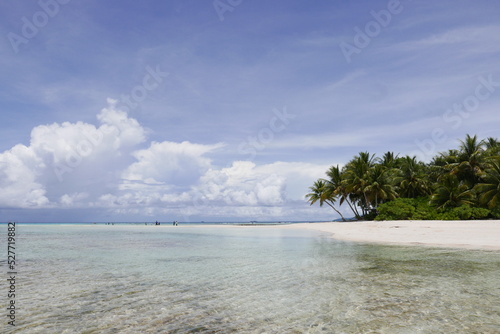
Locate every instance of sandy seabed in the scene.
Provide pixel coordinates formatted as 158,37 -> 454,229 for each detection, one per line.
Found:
282,220 -> 500,250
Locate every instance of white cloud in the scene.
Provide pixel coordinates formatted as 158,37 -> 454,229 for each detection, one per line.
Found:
0,101 -> 348,221
97,99 -> 147,148
122,140 -> 224,189
0,144 -> 49,208
0,100 -> 147,208
192,161 -> 331,209
0,97 -> 333,219
92,159 -> 332,220
28,99 -> 146,183
256,161 -> 332,200
94,139 -> 226,211
60,192 -> 89,206
194,161 -> 286,206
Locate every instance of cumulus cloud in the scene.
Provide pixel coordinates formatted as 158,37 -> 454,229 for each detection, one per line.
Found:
60,192 -> 89,206
256,161 -> 333,200
92,139 -> 225,212
0,99 -> 146,208
0,144 -> 49,208
0,99 -> 332,221
96,99 -> 147,148
88,159 -> 330,220
193,161 -> 286,206
192,161 -> 330,207
121,140 -> 224,190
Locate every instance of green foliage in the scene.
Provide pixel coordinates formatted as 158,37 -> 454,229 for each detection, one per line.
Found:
490,208 -> 500,219
375,199 -> 491,221
412,197 -> 439,220
435,206 -> 491,220
375,198 -> 415,220
435,210 -> 460,220
450,206 -> 490,220
469,207 -> 491,219
429,174 -> 476,209
375,197 -> 439,220
310,134 -> 500,221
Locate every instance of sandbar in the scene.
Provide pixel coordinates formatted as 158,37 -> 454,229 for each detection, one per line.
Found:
282,220 -> 500,250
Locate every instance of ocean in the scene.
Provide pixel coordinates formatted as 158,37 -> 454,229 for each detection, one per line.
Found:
3,223 -> 500,333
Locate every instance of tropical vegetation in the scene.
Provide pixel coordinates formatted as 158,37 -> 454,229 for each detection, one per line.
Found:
306,134 -> 500,220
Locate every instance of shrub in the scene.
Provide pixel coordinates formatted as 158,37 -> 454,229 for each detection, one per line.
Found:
491,208 -> 500,219
375,197 -> 492,221
413,197 -> 439,220
464,207 -> 489,219
375,198 -> 416,220
435,206 -> 490,220
436,210 -> 460,220
375,197 -> 439,220
470,207 -> 491,219
451,206 -> 474,220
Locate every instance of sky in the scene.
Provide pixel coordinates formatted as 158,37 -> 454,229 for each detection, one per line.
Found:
0,0 -> 499,222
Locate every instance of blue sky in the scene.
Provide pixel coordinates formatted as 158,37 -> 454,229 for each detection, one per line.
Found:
1,0 -> 499,222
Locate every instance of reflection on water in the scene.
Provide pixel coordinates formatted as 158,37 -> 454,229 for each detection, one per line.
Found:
3,225 -> 500,333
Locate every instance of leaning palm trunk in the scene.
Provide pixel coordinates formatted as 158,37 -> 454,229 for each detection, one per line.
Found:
325,200 -> 347,222
341,195 -> 362,220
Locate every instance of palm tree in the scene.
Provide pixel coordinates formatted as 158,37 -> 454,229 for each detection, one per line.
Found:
380,151 -> 399,168
450,134 -> 487,187
428,149 -> 459,184
325,165 -> 360,220
307,134 -> 499,221
485,137 -> 500,150
342,152 -> 377,216
363,164 -> 398,208
395,156 -> 431,198
430,174 -> 476,209
475,160 -> 500,209
357,151 -> 377,167
435,149 -> 460,165
305,179 -> 346,221
485,137 -> 500,157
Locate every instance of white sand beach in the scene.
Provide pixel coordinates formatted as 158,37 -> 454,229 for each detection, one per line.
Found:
280,220 -> 500,250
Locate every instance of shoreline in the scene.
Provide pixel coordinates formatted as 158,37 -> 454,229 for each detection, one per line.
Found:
281,220 -> 500,250
47,220 -> 500,251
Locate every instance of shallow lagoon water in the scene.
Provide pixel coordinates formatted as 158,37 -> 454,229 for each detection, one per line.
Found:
4,224 -> 500,333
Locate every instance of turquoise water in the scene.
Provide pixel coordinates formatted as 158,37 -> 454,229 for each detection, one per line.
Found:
3,224 -> 500,333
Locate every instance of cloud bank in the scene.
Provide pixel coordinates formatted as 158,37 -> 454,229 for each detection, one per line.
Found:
0,100 -> 329,221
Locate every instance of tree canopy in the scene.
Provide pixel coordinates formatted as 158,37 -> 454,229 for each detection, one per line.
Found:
306,134 -> 500,221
